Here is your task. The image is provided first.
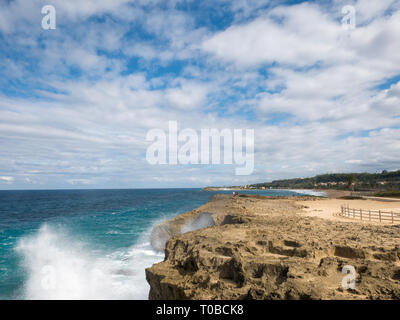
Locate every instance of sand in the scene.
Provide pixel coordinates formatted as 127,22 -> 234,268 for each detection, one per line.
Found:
297,198 -> 400,224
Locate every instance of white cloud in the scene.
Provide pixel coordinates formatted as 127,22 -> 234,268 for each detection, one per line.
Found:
355,0 -> 396,24
67,179 -> 93,185
0,0 -> 399,189
202,3 -> 349,67
0,176 -> 14,184
165,83 -> 209,110
0,0 -> 135,34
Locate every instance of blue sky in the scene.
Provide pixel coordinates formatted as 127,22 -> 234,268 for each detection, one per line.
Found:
0,0 -> 400,189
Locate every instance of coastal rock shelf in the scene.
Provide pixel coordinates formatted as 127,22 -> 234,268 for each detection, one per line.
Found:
146,194 -> 400,300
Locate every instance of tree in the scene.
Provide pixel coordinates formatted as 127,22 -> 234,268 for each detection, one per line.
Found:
347,174 -> 357,191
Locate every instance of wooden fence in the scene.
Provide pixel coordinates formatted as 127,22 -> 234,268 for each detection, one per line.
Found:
340,205 -> 400,224
350,191 -> 376,197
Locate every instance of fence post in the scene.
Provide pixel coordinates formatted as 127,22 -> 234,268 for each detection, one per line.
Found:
379,210 -> 381,222
392,211 -> 394,224
353,208 -> 355,218
369,210 -> 371,221
360,209 -> 362,220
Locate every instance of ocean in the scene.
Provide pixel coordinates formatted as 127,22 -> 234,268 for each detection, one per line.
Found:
0,188 -> 324,300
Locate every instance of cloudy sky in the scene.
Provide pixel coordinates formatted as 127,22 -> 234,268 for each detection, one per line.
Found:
0,0 -> 399,189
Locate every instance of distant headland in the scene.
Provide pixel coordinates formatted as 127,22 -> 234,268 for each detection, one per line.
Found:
204,170 -> 400,197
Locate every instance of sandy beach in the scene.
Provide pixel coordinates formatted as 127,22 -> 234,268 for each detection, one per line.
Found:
297,198 -> 400,223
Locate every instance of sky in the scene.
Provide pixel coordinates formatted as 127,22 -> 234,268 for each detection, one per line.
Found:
0,0 -> 399,189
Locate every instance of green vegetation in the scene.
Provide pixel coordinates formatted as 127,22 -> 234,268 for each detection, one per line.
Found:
347,174 -> 357,191
249,170 -> 400,191
339,196 -> 365,200
373,190 -> 400,198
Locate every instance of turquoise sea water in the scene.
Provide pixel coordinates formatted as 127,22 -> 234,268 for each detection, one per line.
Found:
0,188 -> 323,299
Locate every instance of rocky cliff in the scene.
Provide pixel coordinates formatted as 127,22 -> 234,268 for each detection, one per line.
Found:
146,194 -> 400,299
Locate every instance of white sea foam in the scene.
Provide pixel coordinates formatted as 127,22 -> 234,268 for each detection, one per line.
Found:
16,224 -> 164,300
289,189 -> 327,197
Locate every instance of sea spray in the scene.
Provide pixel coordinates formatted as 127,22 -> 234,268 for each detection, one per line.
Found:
181,213 -> 215,233
16,224 -> 163,299
150,212 -> 215,252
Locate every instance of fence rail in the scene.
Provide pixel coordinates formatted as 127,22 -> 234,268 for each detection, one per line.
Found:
350,191 -> 376,197
340,205 -> 400,224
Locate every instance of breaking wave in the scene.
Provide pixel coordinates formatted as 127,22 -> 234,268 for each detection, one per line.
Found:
16,224 -> 163,300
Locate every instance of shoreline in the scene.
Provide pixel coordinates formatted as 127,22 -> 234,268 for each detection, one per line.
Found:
204,187 -> 344,197
146,193 -> 400,300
